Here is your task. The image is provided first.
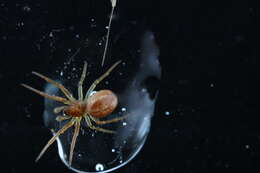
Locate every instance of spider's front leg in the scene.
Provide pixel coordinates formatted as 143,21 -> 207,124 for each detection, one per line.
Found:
31,72 -> 76,101
56,115 -> 71,122
54,106 -> 67,114
78,62 -> 87,101
21,84 -> 69,104
84,60 -> 121,99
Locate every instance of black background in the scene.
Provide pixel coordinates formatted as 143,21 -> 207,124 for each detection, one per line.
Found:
0,0 -> 259,173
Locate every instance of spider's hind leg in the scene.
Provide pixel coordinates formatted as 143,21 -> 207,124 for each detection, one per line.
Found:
84,116 -> 115,134
89,124 -> 115,134
89,115 -> 127,125
69,119 -> 81,166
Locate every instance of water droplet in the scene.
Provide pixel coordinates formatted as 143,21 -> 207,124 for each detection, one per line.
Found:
95,163 -> 104,171
17,22 -> 24,27
193,146 -> 199,150
210,83 -> 214,87
173,129 -> 179,133
41,30 -> 161,172
26,114 -> 31,118
23,5 -> 31,12
91,24 -> 97,28
165,111 -> 170,116
2,36 -> 7,40
141,88 -> 146,92
69,26 -> 75,31
245,145 -> 250,149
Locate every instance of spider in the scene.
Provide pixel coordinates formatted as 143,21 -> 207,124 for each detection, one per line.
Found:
21,60 -> 126,166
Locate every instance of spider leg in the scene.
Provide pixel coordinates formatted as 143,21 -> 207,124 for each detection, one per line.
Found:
89,125 -> 116,134
32,72 -> 75,101
55,115 -> 71,122
35,120 -> 74,162
84,116 -> 115,134
54,106 -> 67,114
84,60 -> 121,99
78,62 -> 87,101
69,119 -> 81,166
21,84 -> 69,104
89,114 -> 127,125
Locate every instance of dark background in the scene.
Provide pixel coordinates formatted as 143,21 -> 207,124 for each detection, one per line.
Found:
0,0 -> 259,172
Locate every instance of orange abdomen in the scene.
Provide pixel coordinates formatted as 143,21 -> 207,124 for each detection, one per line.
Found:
86,90 -> 118,118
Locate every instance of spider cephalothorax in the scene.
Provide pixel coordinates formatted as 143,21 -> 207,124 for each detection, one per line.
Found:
22,60 -> 126,166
